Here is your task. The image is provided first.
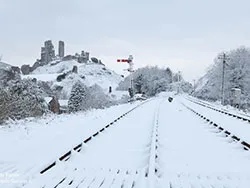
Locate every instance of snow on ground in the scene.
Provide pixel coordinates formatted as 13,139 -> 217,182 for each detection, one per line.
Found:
22,73 -> 59,82
22,98 -> 161,188
182,97 -> 250,145
32,60 -> 79,75
64,99 -> 161,170
158,96 -> 250,187
2,94 -> 250,187
0,101 -> 142,187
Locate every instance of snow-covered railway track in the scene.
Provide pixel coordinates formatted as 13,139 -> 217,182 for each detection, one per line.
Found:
157,96 -> 250,188
23,99 -> 162,188
187,97 -> 250,123
182,102 -> 250,151
39,100 -> 150,175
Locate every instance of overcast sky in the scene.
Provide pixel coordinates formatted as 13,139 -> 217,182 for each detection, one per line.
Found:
1,0 -> 250,81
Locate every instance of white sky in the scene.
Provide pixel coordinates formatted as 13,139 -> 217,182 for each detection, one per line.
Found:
1,0 -> 250,81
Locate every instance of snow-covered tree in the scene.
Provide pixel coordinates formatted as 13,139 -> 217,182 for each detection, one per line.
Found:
134,74 -> 143,94
165,67 -> 173,83
117,66 -> 189,97
195,46 -> 250,108
68,81 -> 86,112
0,79 -> 46,123
86,84 -> 113,109
68,82 -> 114,112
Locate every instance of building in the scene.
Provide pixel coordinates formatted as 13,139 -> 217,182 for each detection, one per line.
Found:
48,96 -> 60,114
58,41 -> 65,58
45,96 -> 68,114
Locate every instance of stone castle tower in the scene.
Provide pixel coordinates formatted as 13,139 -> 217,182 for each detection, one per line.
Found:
58,41 -> 65,58
41,40 -> 55,64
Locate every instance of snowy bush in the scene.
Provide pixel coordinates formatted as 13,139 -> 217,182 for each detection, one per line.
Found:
0,79 -> 46,123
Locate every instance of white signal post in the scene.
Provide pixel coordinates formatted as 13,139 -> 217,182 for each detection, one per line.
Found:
117,55 -> 134,97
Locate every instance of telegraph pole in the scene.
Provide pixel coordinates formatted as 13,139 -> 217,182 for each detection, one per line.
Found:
219,53 -> 228,105
193,79 -> 196,93
177,71 -> 181,94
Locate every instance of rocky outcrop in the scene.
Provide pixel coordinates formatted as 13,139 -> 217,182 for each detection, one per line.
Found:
72,66 -> 78,73
0,69 -> 19,82
91,57 -> 99,63
11,66 -> 21,73
0,62 -> 20,84
31,61 -> 41,71
21,64 -> 32,75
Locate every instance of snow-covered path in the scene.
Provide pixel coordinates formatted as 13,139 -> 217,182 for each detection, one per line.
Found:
2,95 -> 250,188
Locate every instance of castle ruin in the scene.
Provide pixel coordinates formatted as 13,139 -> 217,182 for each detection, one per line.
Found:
39,40 -> 90,64
41,40 -> 56,64
58,41 -> 65,58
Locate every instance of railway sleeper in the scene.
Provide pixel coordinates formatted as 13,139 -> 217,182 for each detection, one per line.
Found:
40,161 -> 56,174
241,141 -> 250,150
59,151 -> 71,161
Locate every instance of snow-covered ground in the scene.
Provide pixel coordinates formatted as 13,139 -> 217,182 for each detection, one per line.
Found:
0,101 -> 142,187
1,94 -> 250,187
158,97 -> 250,187
182,97 -> 250,145
22,73 -> 59,82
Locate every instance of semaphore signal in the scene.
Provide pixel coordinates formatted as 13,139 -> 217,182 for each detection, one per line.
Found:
117,55 -> 134,98
117,55 -> 134,72
117,59 -> 129,63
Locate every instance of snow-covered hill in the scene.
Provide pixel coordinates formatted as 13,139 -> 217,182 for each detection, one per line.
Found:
22,60 -> 124,98
0,61 -> 20,83
0,61 -> 12,70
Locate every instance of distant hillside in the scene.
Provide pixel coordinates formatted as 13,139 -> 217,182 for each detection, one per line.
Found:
22,59 -> 124,98
0,61 -> 12,70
